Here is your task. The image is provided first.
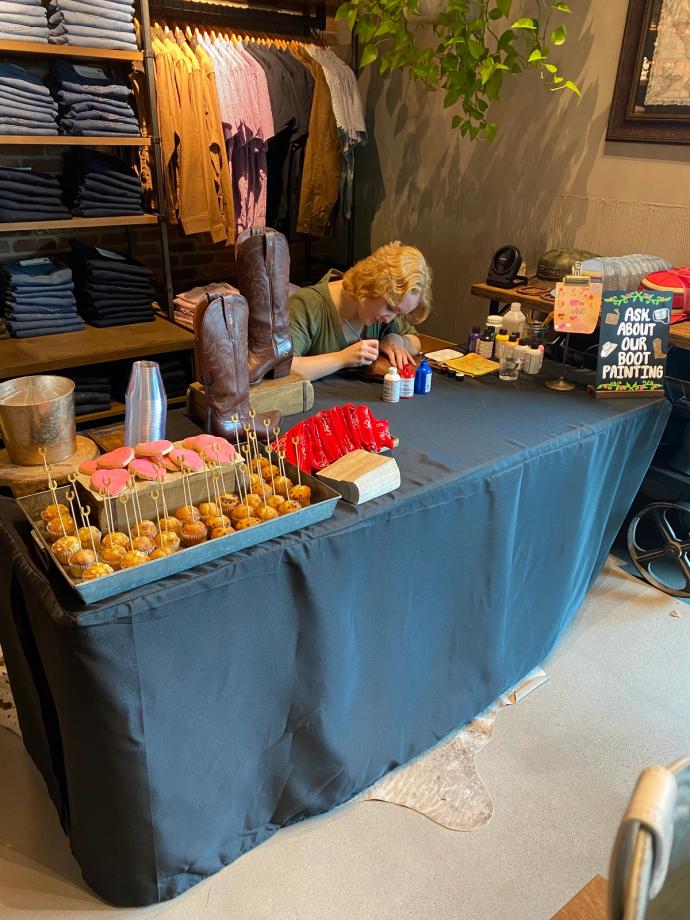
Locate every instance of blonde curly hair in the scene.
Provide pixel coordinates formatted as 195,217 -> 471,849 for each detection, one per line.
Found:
342,242 -> 432,325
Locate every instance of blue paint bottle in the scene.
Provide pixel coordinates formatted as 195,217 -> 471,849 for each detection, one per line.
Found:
414,359 -> 432,395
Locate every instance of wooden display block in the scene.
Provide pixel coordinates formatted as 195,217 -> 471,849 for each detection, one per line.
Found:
0,435 -> 98,498
187,372 -> 314,426
317,450 -> 400,504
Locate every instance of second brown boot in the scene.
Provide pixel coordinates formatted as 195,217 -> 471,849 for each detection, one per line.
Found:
194,292 -> 280,442
235,227 -> 293,385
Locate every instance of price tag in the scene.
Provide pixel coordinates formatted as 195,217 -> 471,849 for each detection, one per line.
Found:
553,281 -> 603,334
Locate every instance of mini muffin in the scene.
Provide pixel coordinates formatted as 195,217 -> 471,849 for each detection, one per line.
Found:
181,520 -> 208,547
219,492 -> 240,514
69,548 -> 97,579
198,501 -> 220,519
262,464 -> 280,483
150,547 -> 173,560
266,495 -> 286,511
82,562 -> 114,581
230,505 -> 252,525
204,514 -> 231,531
101,545 -> 127,571
290,485 -> 312,508
210,525 -> 235,539
247,473 -> 264,489
158,516 -> 183,536
234,516 -> 261,530
273,476 -> 293,497
41,502 -> 70,523
154,531 -> 180,553
78,525 -> 102,550
52,535 -> 81,565
120,550 -> 150,569
102,531 -> 129,550
245,493 -> 262,510
175,504 -> 201,524
250,457 -> 266,473
131,535 -> 155,556
45,516 -> 76,542
278,499 -> 301,516
251,481 -> 273,499
131,520 -> 157,540
255,504 -> 279,522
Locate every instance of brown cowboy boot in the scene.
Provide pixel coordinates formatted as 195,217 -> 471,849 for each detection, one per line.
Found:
235,227 -> 293,385
194,292 -> 280,442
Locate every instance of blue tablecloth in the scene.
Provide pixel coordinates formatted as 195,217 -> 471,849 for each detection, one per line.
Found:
0,374 -> 670,906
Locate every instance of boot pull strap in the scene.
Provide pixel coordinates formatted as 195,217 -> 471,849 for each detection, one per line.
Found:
264,228 -> 275,276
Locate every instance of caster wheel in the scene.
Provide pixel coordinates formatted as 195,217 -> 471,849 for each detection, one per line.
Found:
627,502 -> 690,597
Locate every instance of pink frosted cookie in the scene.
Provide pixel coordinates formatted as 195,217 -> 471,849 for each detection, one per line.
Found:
169,447 -> 204,472
182,434 -> 218,450
152,452 -> 178,472
135,439 -> 173,458
199,441 -> 236,464
129,457 -> 166,481
79,459 -> 99,475
91,468 -> 129,497
97,447 -> 135,469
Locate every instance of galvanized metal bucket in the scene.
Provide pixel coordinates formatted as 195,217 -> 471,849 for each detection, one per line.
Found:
0,375 -> 76,466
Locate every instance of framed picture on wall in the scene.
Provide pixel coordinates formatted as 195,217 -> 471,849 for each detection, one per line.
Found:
607,0 -> 690,145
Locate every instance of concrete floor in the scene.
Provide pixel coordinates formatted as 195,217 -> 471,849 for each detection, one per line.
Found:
1,557 -> 689,920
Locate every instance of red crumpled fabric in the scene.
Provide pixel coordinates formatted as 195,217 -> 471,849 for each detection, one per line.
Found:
275,404 -> 396,474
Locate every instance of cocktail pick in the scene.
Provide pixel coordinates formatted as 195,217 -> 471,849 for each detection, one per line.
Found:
119,491 -> 133,537
156,472 -> 170,521
38,446 -> 51,492
278,451 -> 290,500
263,417 -> 272,448
292,436 -> 303,488
241,445 -> 252,512
128,476 -> 143,526
150,488 -> 161,535
211,468 -> 222,507
265,436 -> 276,494
80,505 -> 100,560
273,425 -> 281,457
64,488 -> 79,538
99,486 -> 113,535
211,445 -> 228,494
182,463 -> 195,509
202,460 -> 213,505
231,414 -> 242,459
45,471 -> 69,537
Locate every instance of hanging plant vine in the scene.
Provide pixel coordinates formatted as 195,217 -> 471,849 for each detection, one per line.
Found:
336,0 -> 580,140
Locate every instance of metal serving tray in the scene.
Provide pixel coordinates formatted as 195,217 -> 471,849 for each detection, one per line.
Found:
17,459 -> 340,605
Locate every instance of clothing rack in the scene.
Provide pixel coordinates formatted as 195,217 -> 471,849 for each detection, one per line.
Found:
149,1 -> 326,37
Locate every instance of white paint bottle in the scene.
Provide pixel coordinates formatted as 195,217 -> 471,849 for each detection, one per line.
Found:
383,366 -> 401,403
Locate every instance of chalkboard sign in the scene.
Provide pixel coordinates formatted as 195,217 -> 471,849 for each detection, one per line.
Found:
593,290 -> 672,398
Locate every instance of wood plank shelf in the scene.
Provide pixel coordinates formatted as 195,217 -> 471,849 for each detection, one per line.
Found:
0,317 -> 195,380
0,214 -> 158,234
76,395 -> 186,426
471,281 -> 553,314
0,136 -> 151,147
0,40 -> 143,62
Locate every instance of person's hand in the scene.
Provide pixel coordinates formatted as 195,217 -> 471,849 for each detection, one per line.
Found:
380,333 -> 413,370
341,339 -> 380,368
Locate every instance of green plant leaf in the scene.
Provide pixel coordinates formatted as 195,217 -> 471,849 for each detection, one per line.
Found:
528,49 -> 545,63
360,43 -> 378,68
468,38 -> 484,60
552,1 -> 572,11
497,29 -> 516,51
480,58 -> 495,84
543,62 -> 558,72
374,20 -> 398,37
347,6 -> 357,30
452,114 -> 462,129
564,80 -> 581,95
489,8 -> 504,20
485,122 -> 498,141
512,17 -> 537,29
444,87 -> 461,108
551,25 -> 567,45
335,3 -> 349,22
497,0 -> 512,16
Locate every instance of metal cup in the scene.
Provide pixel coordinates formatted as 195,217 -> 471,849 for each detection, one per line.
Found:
0,375 -> 76,465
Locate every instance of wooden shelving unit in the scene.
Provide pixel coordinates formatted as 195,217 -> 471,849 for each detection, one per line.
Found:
0,214 -> 158,233
76,394 -> 186,425
0,317 -> 194,379
0,135 -> 151,146
0,39 -> 143,61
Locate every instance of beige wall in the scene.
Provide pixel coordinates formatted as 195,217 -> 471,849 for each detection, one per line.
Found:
354,1 -> 690,344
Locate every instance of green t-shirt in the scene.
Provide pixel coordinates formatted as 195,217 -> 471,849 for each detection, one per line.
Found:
288,271 -> 415,358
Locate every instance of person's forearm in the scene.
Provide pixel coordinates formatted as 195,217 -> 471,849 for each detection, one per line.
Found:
404,334 -> 421,356
291,352 -> 347,382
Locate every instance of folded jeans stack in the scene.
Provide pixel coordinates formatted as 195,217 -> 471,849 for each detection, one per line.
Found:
71,239 -> 155,327
0,257 -> 85,338
48,0 -> 138,51
173,283 -> 239,330
49,61 -> 140,137
62,148 -> 144,217
0,167 -> 70,223
0,0 -> 50,43
68,370 -> 113,417
0,62 -> 58,136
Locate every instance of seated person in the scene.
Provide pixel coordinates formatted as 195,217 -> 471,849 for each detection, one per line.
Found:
289,241 -> 432,381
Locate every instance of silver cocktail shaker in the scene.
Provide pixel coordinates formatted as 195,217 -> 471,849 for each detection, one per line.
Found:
124,360 -> 167,447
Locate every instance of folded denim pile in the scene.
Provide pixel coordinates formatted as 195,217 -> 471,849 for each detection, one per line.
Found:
0,167 -> 70,223
62,149 -> 144,217
0,0 -> 49,43
68,370 -> 113,417
173,283 -> 238,330
48,0 -> 138,51
49,61 -> 140,137
0,62 -> 58,136
71,239 -> 155,327
0,257 -> 85,339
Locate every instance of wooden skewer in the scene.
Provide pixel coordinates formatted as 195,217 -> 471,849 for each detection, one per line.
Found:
211,445 -> 228,494
241,446 -> 251,512
292,436 -> 302,488
156,472 -> 170,521
231,414 -> 242,460
273,425 -> 281,458
128,476 -> 143,526
265,436 -> 276,494
45,473 -> 68,537
99,486 -> 113,535
81,505 -> 99,560
119,492 -> 132,537
150,489 -> 161,535
279,452 -> 290,500
65,487 -> 81,539
203,460 -> 213,505
211,468 -> 222,507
